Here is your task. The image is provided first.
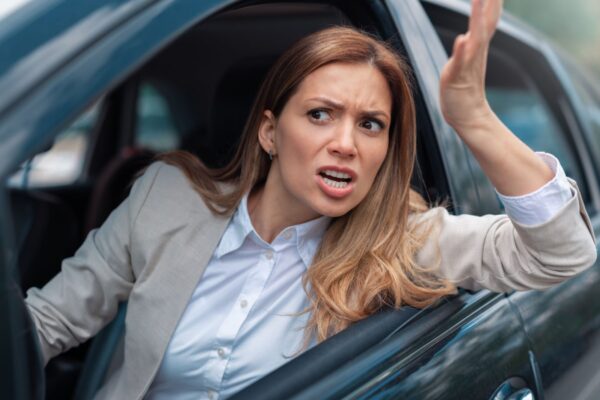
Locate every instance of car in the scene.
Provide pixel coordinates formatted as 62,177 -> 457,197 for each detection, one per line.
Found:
1,0 -> 600,399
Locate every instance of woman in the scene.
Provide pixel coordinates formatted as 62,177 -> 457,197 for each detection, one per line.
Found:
25,0 -> 596,399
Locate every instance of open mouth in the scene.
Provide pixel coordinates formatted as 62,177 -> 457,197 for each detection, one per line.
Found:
319,170 -> 353,189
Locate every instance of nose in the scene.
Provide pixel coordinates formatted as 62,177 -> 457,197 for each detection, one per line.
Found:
327,120 -> 357,159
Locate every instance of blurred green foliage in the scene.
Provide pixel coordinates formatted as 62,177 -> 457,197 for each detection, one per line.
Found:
504,0 -> 600,77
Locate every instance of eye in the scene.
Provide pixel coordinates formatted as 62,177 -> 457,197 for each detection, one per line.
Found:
308,109 -> 332,123
359,119 -> 385,133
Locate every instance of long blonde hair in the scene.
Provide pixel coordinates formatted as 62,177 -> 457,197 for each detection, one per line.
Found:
158,26 -> 455,341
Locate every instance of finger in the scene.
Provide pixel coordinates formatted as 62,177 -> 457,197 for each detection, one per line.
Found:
446,34 -> 469,78
451,34 -> 468,61
469,0 -> 503,44
468,0 -> 486,43
483,0 -> 503,39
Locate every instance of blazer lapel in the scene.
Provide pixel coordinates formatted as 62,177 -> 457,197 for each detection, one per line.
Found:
123,207 -> 232,399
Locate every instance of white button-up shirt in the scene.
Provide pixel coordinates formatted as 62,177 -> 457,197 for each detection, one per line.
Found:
146,152 -> 571,400
145,193 -> 331,400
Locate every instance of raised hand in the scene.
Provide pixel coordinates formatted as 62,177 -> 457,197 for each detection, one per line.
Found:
438,0 -> 553,196
440,0 -> 503,132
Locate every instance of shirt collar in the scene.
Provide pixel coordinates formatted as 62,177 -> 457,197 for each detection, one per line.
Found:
293,212 -> 331,268
214,193 -> 331,268
214,194 -> 254,259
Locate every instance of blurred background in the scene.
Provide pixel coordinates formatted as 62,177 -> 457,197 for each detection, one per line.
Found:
504,0 -> 600,78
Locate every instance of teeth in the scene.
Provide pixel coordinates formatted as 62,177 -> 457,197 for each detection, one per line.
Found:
323,170 -> 351,180
323,177 -> 349,189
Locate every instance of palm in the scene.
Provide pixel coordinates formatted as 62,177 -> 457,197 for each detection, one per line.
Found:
440,0 -> 503,130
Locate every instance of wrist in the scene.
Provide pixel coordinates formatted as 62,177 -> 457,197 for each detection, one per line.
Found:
448,102 -> 496,136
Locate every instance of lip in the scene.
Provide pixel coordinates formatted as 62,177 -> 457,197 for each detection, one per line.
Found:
315,165 -> 357,199
317,165 -> 358,181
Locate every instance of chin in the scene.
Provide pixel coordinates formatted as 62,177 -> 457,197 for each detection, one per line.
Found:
319,209 -> 349,218
313,198 -> 357,218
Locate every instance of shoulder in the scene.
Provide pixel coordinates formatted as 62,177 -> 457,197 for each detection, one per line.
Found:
133,161 -> 216,217
141,160 -> 190,184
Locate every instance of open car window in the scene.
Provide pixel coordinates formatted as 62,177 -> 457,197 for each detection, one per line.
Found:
72,1 -> 461,397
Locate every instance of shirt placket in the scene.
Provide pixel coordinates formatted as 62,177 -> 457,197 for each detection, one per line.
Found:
203,247 -> 277,397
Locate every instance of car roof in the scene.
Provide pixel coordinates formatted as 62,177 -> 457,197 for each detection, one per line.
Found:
0,0 -> 154,118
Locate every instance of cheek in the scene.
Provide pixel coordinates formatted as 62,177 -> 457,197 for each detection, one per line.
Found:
276,126 -> 317,184
363,137 -> 389,180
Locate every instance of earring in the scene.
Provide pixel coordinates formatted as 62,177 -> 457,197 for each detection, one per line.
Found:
268,149 -> 273,161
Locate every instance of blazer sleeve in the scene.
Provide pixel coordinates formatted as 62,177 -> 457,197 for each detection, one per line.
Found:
414,178 -> 597,292
24,162 -> 163,365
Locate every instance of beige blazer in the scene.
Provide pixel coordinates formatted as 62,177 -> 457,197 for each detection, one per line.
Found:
25,162 -> 597,400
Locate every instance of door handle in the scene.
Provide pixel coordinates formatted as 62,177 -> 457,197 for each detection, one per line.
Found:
506,388 -> 534,400
490,377 -> 536,400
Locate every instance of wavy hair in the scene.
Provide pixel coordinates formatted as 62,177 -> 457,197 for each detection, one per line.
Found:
157,26 -> 456,342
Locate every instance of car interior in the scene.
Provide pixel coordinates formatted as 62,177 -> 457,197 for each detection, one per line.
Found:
7,2 -> 453,399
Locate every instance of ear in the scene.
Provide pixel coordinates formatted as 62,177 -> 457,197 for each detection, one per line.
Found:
257,110 -> 277,156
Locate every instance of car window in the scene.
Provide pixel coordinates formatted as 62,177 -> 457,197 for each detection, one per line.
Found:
7,100 -> 100,188
562,60 -> 600,167
134,83 -> 180,152
421,6 -> 590,206
486,50 -> 585,186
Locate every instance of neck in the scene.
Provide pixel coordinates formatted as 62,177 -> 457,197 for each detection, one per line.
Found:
247,178 -> 320,244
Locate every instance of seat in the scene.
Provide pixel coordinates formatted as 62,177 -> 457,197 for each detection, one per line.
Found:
205,60 -> 272,168
84,147 -> 155,233
11,189 -> 80,292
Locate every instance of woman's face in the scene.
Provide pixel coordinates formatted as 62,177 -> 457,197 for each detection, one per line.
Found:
259,62 -> 392,220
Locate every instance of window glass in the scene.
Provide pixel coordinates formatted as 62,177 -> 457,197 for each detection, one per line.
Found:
7,101 -> 99,188
424,17 -> 589,206
563,60 -> 600,164
135,83 -> 180,152
486,51 -> 585,186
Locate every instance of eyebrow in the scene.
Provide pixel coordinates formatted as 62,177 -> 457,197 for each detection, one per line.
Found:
306,96 -> 390,122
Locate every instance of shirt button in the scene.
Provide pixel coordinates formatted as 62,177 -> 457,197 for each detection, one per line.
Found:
265,250 -> 274,260
207,389 -> 217,400
240,299 -> 248,308
217,347 -> 226,358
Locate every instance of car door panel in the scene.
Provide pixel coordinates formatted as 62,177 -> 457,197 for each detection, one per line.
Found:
420,2 -> 600,398
339,295 -> 536,400
235,292 -> 538,400
508,240 -> 600,399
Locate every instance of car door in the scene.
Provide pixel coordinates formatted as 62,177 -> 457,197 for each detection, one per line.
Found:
422,1 -> 600,399
0,1 -> 236,399
233,291 -> 539,400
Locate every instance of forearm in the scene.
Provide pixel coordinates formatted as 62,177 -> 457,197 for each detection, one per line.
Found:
453,106 -> 554,196
439,0 -> 554,196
